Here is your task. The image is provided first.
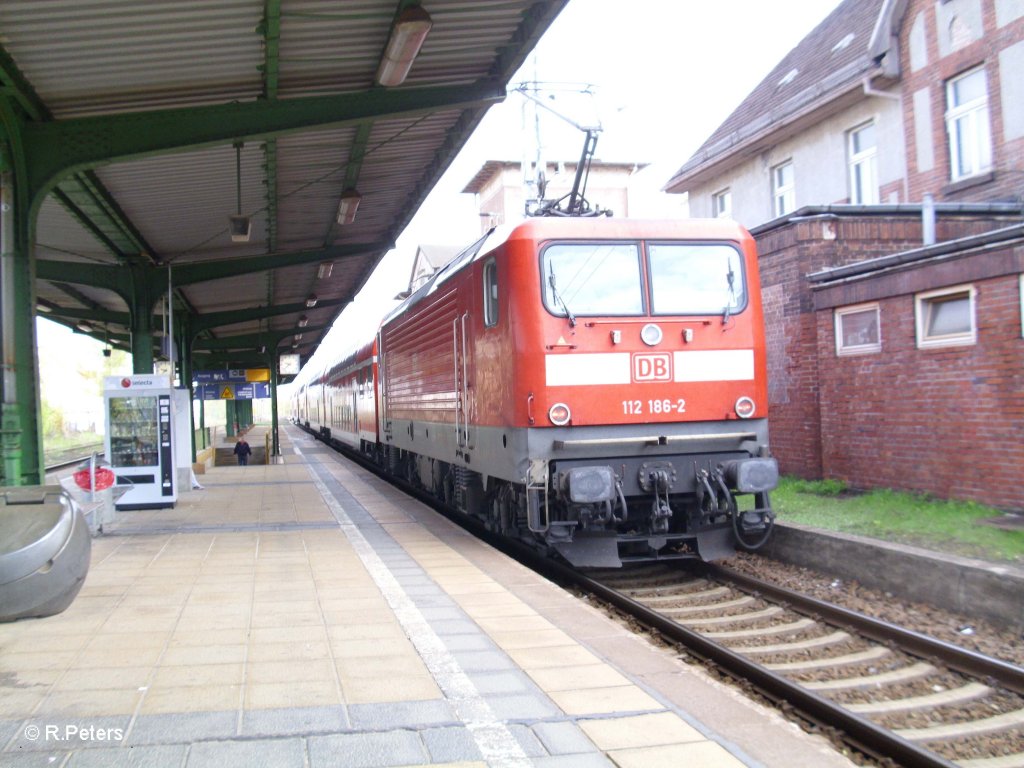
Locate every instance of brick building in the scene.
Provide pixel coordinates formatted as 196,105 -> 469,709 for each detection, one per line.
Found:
666,0 -> 1024,509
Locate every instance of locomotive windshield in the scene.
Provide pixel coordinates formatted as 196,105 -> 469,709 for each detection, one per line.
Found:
648,243 -> 747,316
540,240 -> 746,318
542,243 -> 644,316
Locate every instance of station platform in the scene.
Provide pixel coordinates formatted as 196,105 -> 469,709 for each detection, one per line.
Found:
1,425 -> 854,767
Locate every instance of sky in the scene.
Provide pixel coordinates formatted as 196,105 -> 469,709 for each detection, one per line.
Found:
296,0 -> 846,381
37,0 -> 845,405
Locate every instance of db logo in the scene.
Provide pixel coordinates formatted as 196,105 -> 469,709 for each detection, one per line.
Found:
632,353 -> 672,382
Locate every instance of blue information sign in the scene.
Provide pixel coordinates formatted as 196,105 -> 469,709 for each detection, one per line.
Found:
194,382 -> 271,401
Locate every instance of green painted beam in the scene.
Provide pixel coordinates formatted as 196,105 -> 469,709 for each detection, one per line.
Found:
43,306 -> 128,326
194,351 -> 301,369
193,324 -> 327,351
35,241 -> 385,293
262,0 -> 282,271
56,172 -> 156,261
49,187 -> 128,258
36,260 -> 129,294
170,241 -> 387,286
191,296 -> 349,335
22,80 -> 505,199
0,46 -> 46,122
262,0 -> 282,100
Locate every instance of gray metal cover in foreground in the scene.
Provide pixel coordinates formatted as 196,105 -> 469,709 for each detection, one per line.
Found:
0,485 -> 91,621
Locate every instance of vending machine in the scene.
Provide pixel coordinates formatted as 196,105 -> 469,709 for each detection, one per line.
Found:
104,374 -> 177,509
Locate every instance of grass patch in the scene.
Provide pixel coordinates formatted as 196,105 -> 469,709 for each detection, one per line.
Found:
772,476 -> 1024,564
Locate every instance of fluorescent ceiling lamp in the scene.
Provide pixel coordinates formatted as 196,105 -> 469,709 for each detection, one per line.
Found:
297,315 -> 309,328
36,303 -> 53,313
336,188 -> 361,225
294,333 -> 303,341
375,5 -> 433,87
76,321 -> 93,333
317,261 -> 334,279
305,295 -> 318,308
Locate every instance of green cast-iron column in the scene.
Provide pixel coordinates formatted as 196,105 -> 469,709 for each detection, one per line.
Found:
175,315 -> 197,463
269,352 -> 280,457
128,264 -> 157,375
0,107 -> 44,485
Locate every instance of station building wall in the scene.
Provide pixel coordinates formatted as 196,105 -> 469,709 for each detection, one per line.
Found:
754,212 -> 1024,510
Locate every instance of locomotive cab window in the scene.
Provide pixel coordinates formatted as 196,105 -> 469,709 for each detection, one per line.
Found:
483,259 -> 499,327
647,243 -> 746,316
541,242 -> 644,317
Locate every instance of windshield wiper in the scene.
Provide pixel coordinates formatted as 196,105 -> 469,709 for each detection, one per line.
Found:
722,261 -> 737,324
548,264 -> 577,328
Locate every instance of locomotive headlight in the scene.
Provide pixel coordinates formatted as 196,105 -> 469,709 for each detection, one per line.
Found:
640,323 -> 663,346
735,396 -> 756,419
548,403 -> 571,426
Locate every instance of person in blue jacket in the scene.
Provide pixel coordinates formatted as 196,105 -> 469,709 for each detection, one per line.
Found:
233,437 -> 252,466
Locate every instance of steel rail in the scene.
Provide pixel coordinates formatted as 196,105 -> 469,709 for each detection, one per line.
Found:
562,564 -> 959,768
45,450 -> 105,475
706,562 -> 1024,695
294,424 -> 959,767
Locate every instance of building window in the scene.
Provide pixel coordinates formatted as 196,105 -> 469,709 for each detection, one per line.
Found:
835,304 -> 881,355
848,122 -> 878,204
915,285 -> 976,348
482,258 -> 498,327
772,161 -> 794,217
712,189 -> 732,218
946,68 -> 992,181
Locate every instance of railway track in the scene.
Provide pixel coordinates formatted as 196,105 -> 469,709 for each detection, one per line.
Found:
301,428 -> 1024,767
576,562 -> 1024,768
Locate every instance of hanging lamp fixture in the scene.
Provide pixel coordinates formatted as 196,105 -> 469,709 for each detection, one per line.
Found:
228,141 -> 251,243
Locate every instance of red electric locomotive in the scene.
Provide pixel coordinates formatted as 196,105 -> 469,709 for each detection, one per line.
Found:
298,217 -> 778,567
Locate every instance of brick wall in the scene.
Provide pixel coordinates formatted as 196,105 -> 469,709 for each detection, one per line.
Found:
816,271 -> 1024,509
756,215 -> 925,476
755,212 -> 1024,511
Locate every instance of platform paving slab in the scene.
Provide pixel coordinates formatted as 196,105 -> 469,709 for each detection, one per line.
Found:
0,425 -> 854,767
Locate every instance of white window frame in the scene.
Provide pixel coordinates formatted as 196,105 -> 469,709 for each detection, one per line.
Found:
772,161 -> 795,217
834,303 -> 882,356
712,188 -> 732,218
915,284 -> 977,349
945,67 -> 992,182
848,121 -> 879,205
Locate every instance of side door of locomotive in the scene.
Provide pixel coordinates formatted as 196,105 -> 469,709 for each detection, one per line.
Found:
454,287 -> 472,452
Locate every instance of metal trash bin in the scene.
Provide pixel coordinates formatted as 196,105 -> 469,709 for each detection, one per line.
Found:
0,485 -> 92,622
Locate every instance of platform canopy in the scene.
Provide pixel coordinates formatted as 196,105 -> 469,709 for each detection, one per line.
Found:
0,0 -> 568,485
0,0 -> 566,371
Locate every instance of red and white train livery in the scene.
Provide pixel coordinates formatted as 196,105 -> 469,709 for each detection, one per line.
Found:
294,217 -> 777,567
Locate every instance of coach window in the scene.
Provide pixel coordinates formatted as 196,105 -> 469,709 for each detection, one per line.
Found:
834,303 -> 880,355
915,284 -> 976,348
483,259 -> 499,327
